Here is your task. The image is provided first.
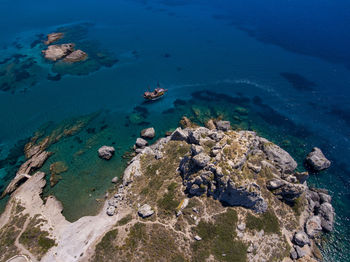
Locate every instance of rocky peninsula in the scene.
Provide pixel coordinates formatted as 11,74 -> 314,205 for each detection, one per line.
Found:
0,119 -> 334,262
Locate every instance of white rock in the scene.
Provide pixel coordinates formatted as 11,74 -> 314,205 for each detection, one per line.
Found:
138,204 -> 154,218
106,206 -> 115,216
98,146 -> 115,160
141,127 -> 155,139
194,235 -> 202,241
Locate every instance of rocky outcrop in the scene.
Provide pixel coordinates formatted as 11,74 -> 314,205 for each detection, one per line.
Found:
305,147 -> 331,171
140,127 -> 155,139
98,146 -> 115,160
175,127 -> 268,213
45,32 -> 64,45
170,128 -> 189,141
293,231 -> 310,247
118,124 -> 335,262
138,204 -> 154,218
260,139 -> 297,173
305,188 -> 335,234
42,44 -> 75,61
305,216 -> 322,238
1,150 -> 52,198
267,178 -> 307,204
318,202 -> 334,232
63,50 -> 87,63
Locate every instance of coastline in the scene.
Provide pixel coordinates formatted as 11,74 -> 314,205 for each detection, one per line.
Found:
0,122 -> 334,261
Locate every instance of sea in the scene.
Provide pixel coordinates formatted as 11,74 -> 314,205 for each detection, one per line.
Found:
0,0 -> 349,261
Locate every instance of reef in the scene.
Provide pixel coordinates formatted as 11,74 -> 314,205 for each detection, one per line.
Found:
0,23 -> 118,93
0,116 -> 334,262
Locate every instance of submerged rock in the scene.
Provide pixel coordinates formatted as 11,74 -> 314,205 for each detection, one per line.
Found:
215,120 -> 231,131
63,49 -> 87,63
42,43 -> 75,61
44,32 -> 64,45
138,204 -> 154,218
305,147 -> 331,171
98,146 -> 115,160
205,119 -> 216,130
141,127 -> 155,139
49,161 -> 68,187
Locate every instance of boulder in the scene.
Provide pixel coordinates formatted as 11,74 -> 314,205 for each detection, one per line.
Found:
98,146 -> 115,160
290,248 -> 298,260
247,244 -> 254,253
215,120 -> 231,131
305,147 -> 331,171
42,43 -> 75,61
295,246 -> 307,259
191,144 -> 204,156
266,179 -> 285,190
108,199 -> 118,208
293,231 -> 310,247
188,184 -> 206,196
63,49 -> 87,63
318,202 -> 334,232
305,216 -> 322,238
171,128 -> 188,141
179,116 -> 195,128
138,204 -> 154,218
194,235 -> 202,241
188,128 -> 209,144
237,223 -> 246,231
192,153 -> 210,168
295,172 -> 309,183
135,138 -> 148,148
111,177 -> 119,183
106,206 -> 115,216
267,180 -> 306,203
44,32 -> 64,45
141,127 -> 155,139
319,192 -> 332,203
218,181 -> 268,213
205,119 -> 216,130
261,141 -> 297,173
208,130 -> 224,142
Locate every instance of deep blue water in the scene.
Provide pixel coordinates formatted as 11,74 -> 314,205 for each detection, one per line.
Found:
0,0 -> 349,261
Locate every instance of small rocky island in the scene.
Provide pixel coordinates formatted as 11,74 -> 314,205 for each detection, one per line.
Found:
42,32 -> 87,62
0,119 -> 334,262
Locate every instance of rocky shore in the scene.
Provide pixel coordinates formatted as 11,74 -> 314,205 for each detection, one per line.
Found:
0,119 -> 334,262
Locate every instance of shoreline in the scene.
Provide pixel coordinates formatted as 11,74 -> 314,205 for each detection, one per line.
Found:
0,122 -> 335,261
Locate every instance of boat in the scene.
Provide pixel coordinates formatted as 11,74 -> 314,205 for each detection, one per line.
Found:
143,83 -> 168,101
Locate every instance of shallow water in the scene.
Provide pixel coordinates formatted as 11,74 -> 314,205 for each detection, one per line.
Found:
0,0 -> 349,260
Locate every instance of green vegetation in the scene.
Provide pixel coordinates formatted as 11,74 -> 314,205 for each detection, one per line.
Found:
291,194 -> 306,217
192,209 -> 247,262
0,202 -> 29,261
93,223 -> 186,262
117,214 -> 133,226
157,182 -> 180,215
245,209 -> 280,234
93,229 -> 118,261
19,216 -> 56,258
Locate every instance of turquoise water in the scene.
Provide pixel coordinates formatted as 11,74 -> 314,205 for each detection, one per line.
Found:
0,0 -> 350,260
